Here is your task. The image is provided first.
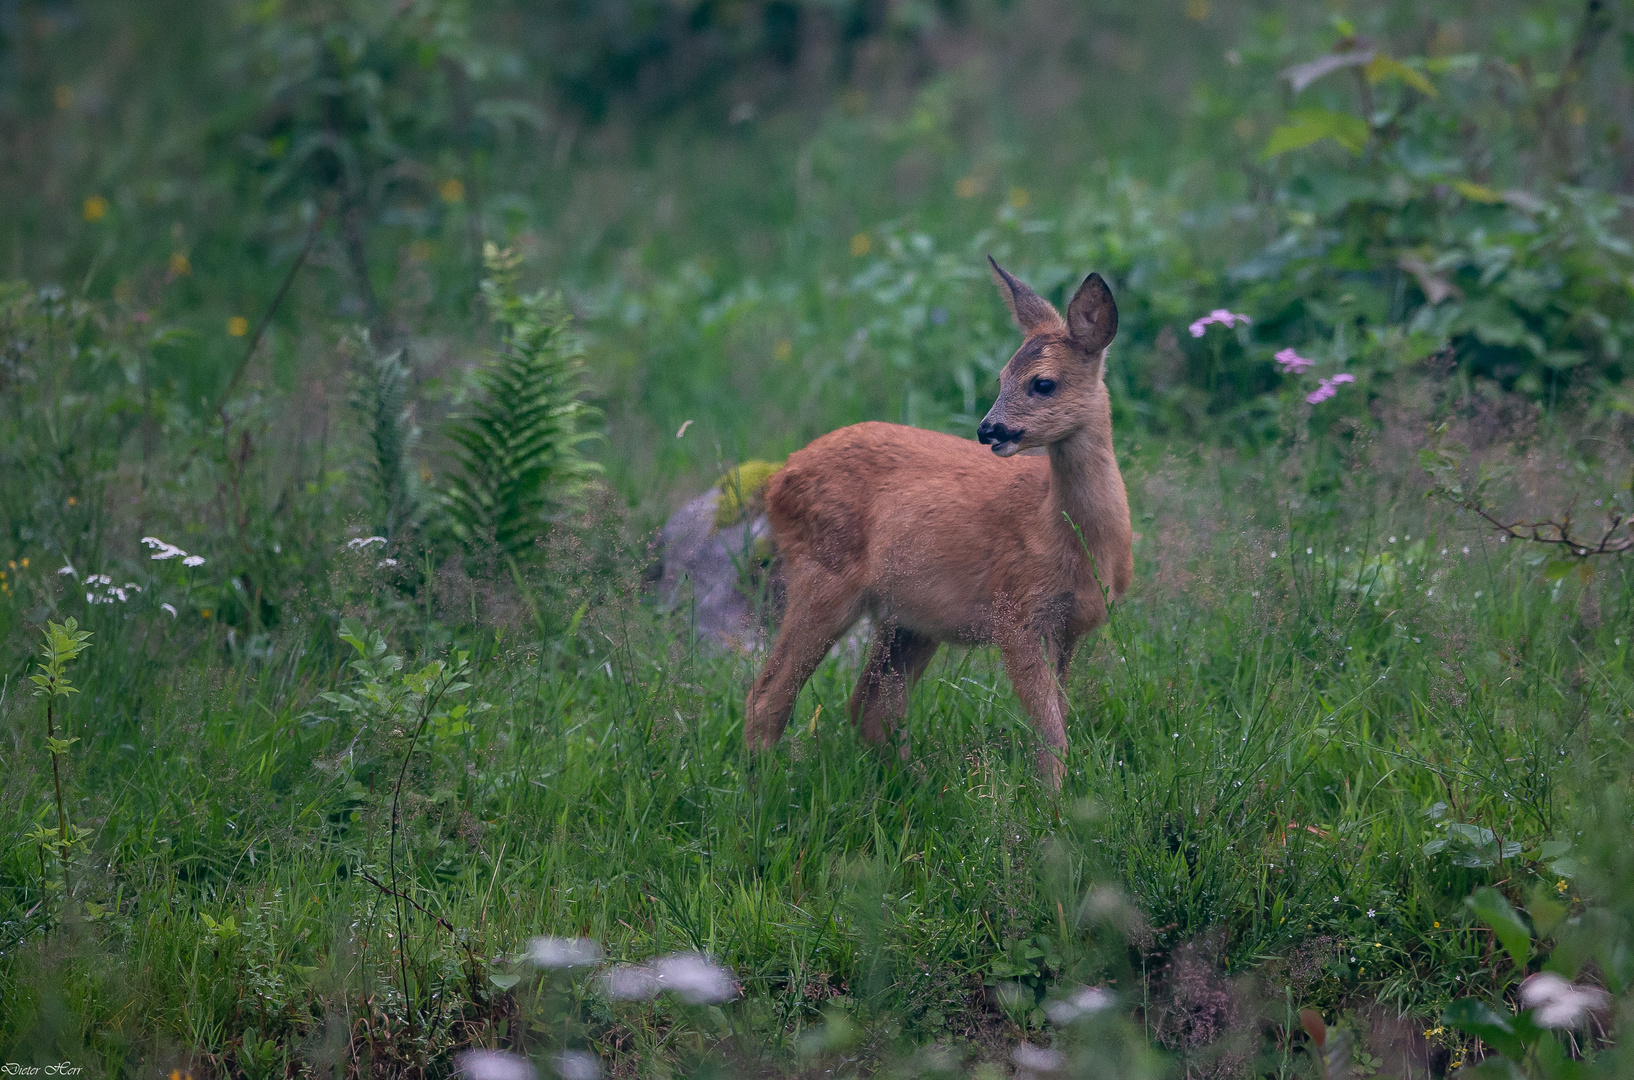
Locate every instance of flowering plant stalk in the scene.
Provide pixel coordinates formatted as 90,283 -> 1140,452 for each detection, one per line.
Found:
27,618 -> 93,904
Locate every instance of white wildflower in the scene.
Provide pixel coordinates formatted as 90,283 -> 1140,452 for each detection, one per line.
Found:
142,537 -> 187,560
526,937 -> 603,970
182,554 -> 205,567
161,603 -> 178,617
1043,985 -> 1114,1025
378,558 -> 398,568
457,1050 -> 536,1080
347,536 -> 388,550
1520,972 -> 1610,1029
58,564 -> 76,576
552,1051 -> 600,1080
88,573 -> 112,586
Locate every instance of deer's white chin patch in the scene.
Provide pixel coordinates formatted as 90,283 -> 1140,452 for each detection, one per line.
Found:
990,441 -> 1023,458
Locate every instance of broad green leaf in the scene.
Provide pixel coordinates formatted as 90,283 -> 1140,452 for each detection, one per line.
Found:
1467,887 -> 1532,969
1263,108 -> 1370,158
1442,998 -> 1525,1060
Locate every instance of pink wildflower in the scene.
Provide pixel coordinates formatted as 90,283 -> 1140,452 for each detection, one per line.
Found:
1305,372 -> 1356,405
1189,309 -> 1252,338
1274,348 -> 1313,373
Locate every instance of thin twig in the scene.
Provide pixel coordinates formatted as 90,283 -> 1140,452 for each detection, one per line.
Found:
214,208 -> 329,417
358,871 -> 456,934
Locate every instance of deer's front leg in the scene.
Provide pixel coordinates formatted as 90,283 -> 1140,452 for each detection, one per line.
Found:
999,637 -> 1070,790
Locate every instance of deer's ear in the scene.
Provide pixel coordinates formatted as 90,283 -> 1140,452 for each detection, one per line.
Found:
989,256 -> 1061,335
1065,272 -> 1118,357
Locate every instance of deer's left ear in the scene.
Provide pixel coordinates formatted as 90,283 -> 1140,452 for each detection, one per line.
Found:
1065,273 -> 1118,358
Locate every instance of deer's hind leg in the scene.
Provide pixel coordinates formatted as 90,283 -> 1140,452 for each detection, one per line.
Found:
745,569 -> 863,752
849,625 -> 940,758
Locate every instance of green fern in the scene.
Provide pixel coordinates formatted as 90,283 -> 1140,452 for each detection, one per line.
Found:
442,244 -> 602,560
350,333 -> 420,542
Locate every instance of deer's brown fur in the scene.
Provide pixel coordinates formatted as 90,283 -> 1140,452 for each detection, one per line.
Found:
744,260 -> 1132,787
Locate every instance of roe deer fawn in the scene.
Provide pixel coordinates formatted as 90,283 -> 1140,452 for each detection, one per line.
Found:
744,259 -> 1133,787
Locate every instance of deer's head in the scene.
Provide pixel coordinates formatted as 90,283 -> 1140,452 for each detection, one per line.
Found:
977,258 -> 1118,457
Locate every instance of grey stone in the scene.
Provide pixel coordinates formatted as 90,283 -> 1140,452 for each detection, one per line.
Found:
657,487 -> 772,651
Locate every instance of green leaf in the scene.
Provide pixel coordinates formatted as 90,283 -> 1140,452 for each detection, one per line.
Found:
1442,998 -> 1525,1060
1542,559 -> 1578,582
44,735 -> 80,756
1467,887 -> 1532,969
1263,108 -> 1370,158
489,973 -> 522,990
1453,180 -> 1505,204
1364,54 -> 1437,97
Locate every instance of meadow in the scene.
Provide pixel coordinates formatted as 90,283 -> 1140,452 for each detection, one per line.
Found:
3,1 -> 1634,1077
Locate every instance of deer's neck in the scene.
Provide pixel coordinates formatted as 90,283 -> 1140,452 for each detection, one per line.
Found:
1043,420 -> 1127,563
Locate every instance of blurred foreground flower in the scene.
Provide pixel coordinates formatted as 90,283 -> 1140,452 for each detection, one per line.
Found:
458,1051 -> 536,1080
1520,972 -> 1610,1029
600,952 -> 738,1004
552,1051 -> 600,1080
1189,308 -> 1251,337
1011,1043 -> 1065,1077
1306,372 -> 1355,404
1043,984 -> 1114,1025
526,936 -> 603,969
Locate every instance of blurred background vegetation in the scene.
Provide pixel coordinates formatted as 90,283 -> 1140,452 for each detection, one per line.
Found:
3,0 -> 1634,1076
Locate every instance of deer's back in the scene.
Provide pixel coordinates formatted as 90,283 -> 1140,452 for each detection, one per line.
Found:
766,421 -> 1045,586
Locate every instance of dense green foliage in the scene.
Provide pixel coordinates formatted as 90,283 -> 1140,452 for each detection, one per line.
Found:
3,0 -> 1634,1077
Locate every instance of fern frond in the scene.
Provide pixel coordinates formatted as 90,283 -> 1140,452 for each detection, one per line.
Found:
350,332 -> 421,542
441,244 -> 603,560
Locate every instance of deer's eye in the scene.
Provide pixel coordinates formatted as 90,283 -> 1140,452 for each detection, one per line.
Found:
1031,377 -> 1057,396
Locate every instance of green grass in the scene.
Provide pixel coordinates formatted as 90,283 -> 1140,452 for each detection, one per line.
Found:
4,435 -> 1630,1076
4,1 -> 1634,1075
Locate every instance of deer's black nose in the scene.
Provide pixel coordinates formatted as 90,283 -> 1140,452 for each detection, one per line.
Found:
978,420 -> 1022,445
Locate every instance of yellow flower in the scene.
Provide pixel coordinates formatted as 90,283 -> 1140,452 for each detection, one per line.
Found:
773,339 -> 793,362
1433,921 -> 1440,928
67,496 -> 77,506
849,232 -> 872,257
1557,879 -> 1568,893
20,558 -> 27,567
227,316 -> 250,337
168,252 -> 192,277
1008,187 -> 1030,209
54,84 -> 74,110
82,195 -> 108,222
954,176 -> 985,199
439,178 -> 466,203
200,610 -> 213,619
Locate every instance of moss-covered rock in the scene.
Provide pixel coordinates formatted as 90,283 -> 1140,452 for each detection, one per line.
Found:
711,459 -> 783,531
